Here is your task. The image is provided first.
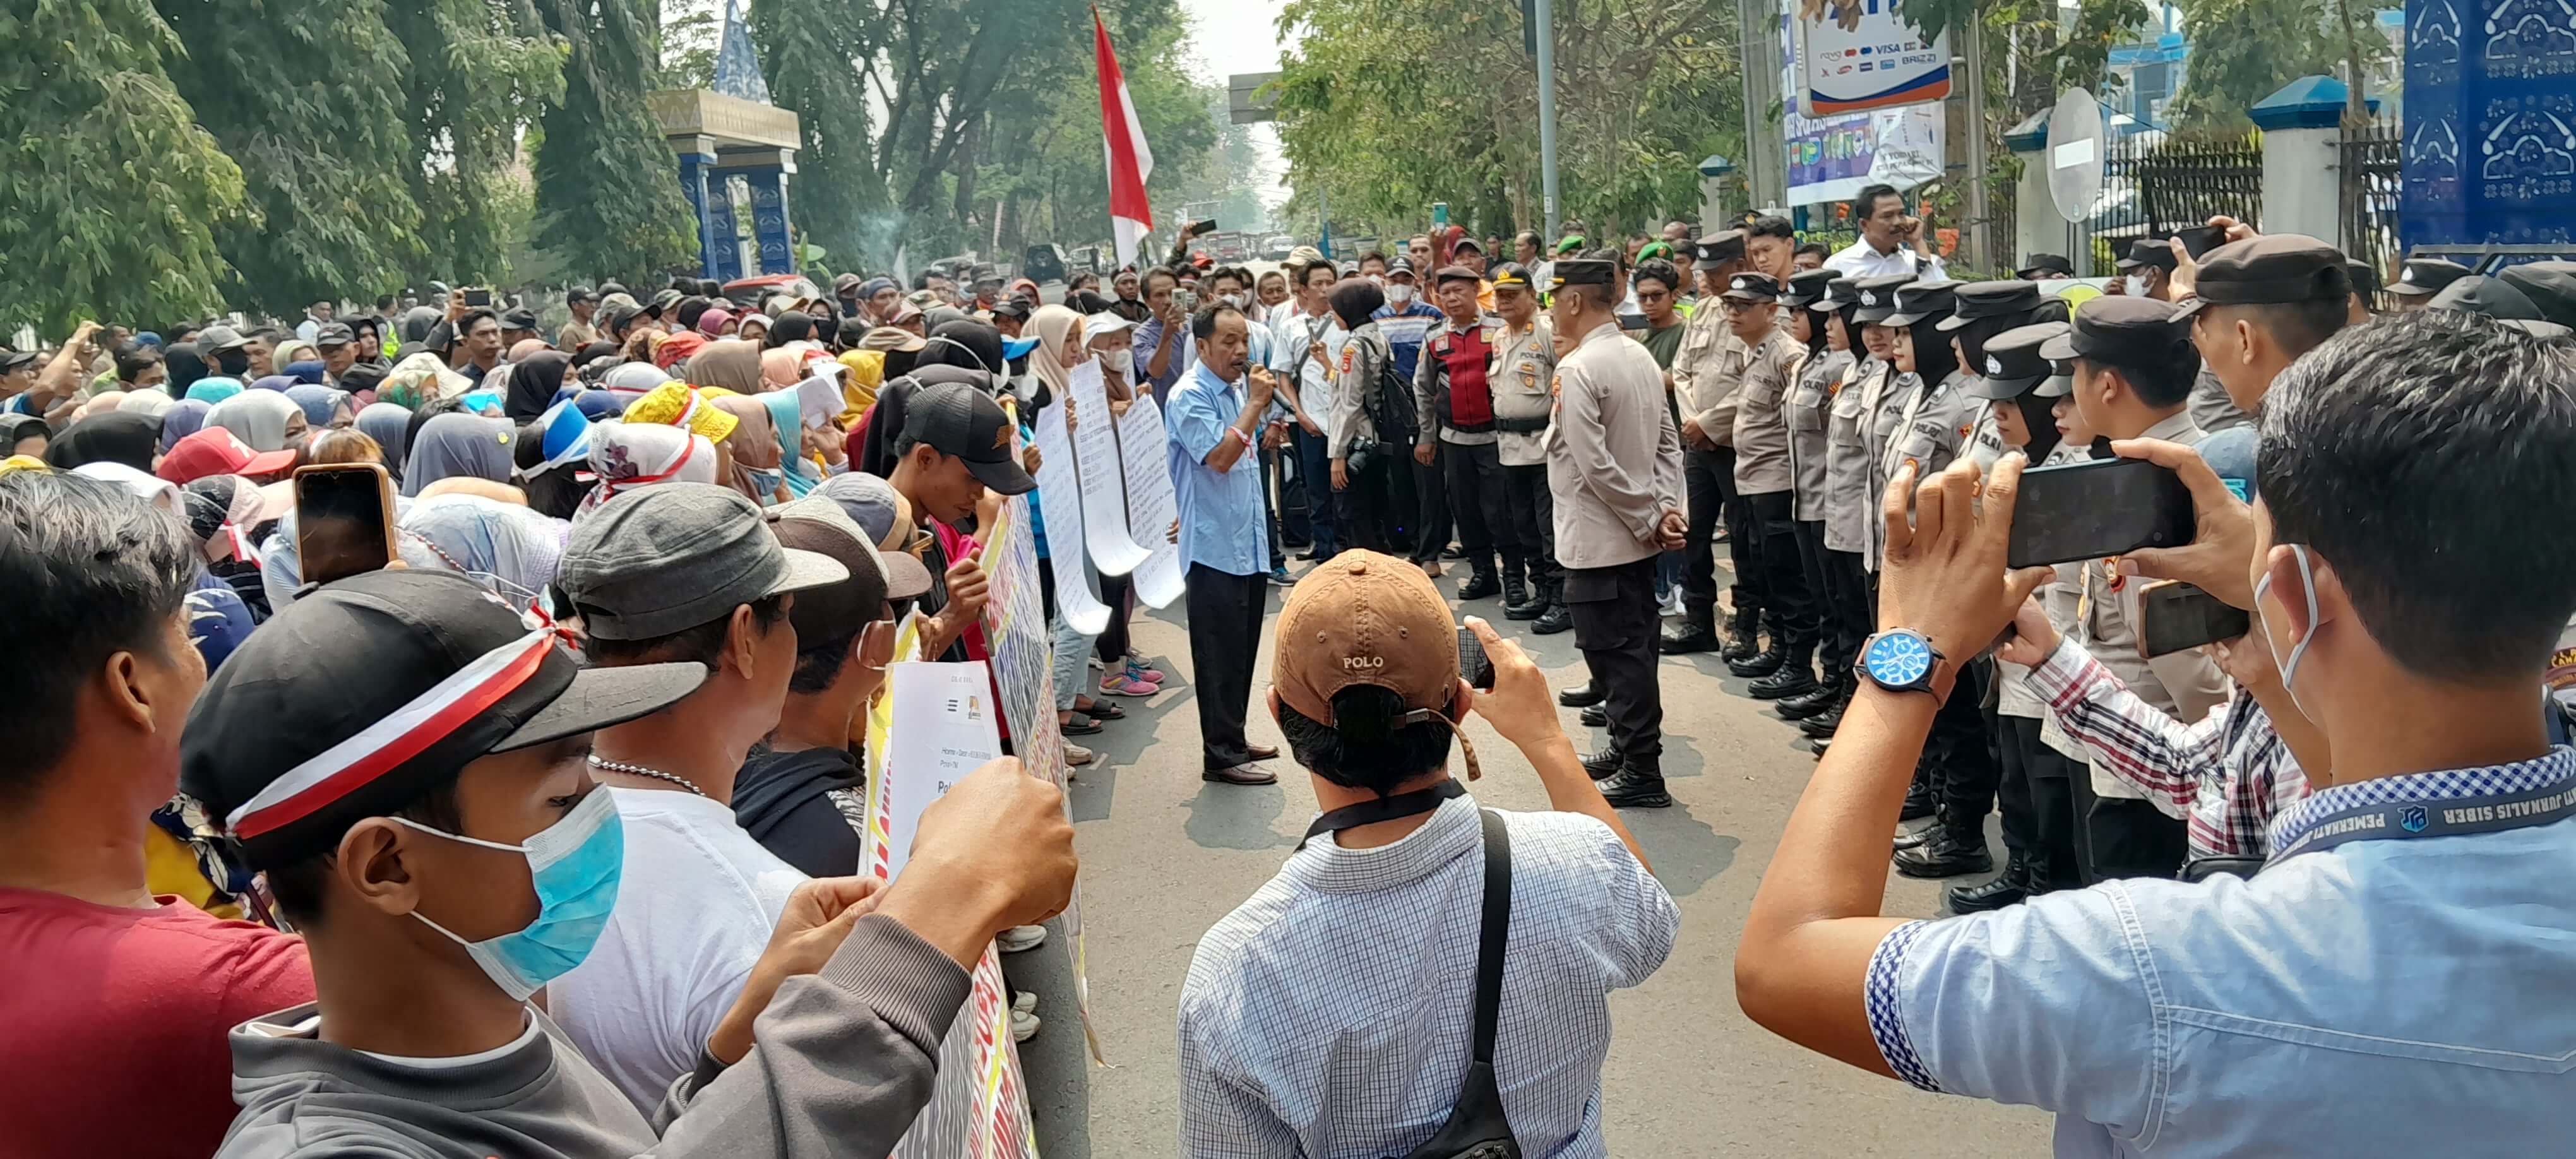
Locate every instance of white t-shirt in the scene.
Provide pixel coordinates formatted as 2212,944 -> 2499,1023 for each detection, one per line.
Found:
547,787 -> 806,1112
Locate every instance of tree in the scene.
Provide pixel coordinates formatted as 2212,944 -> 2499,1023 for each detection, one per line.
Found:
385,0 -> 564,287
155,0 -> 423,314
0,0 -> 246,335
752,0 -> 896,270
659,0 -> 720,88
533,0 -> 700,286
2168,0 -> 2386,128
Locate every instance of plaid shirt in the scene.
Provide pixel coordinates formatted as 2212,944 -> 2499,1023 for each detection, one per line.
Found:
2027,638 -> 2310,859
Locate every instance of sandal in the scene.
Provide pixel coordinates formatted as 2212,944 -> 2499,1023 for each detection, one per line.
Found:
1082,700 -> 1126,720
1060,712 -> 1104,736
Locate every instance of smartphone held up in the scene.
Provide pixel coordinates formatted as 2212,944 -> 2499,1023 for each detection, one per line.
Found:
2003,457 -> 2195,570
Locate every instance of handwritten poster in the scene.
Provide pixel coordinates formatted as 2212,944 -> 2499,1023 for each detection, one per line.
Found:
1034,397 -> 1111,636
1065,360 -> 1151,576
1112,396 -> 1186,609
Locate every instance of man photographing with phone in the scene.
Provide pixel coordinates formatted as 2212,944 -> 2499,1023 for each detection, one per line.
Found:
1739,311 -> 2576,1155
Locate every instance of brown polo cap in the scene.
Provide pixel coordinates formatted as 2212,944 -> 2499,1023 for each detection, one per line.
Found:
1273,549 -> 1461,728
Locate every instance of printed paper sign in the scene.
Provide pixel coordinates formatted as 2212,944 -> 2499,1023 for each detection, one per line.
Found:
1113,395 -> 1187,609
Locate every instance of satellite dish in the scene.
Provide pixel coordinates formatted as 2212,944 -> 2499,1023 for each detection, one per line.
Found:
2046,88 -> 2105,225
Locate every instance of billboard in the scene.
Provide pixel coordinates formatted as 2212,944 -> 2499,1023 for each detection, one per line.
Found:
1782,0 -> 1946,206
1796,0 -> 1953,116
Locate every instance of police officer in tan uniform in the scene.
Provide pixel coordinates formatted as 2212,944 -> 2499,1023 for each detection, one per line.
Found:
1545,258 -> 1686,808
1661,230 -> 1760,658
1717,271 -> 1822,699
1775,269 -> 1855,725
1484,262 -> 1571,634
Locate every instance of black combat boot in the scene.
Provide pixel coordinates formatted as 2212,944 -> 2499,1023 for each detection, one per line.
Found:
1947,851 -> 2030,913
1557,679 -> 1603,707
1580,747 -> 1625,781
1457,559 -> 1501,601
1727,624 -> 1787,678
1500,568 -> 1534,617
1748,641 -> 1820,699
1893,824 -> 1995,879
1532,601 -> 1573,634
1774,667 -> 1843,720
1719,606 -> 1760,663
1660,604 -> 1720,653
1597,766 -> 1672,808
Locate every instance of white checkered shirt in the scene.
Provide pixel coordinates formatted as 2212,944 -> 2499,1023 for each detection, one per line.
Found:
1177,794 -> 1678,1158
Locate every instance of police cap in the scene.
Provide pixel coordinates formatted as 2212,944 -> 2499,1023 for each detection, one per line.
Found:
1964,321 -> 2070,400
2171,235 -> 2351,321
2039,296 -> 2191,369
1936,280 -> 2042,332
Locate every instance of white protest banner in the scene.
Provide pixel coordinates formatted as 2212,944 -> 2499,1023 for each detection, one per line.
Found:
1112,395 -> 1186,609
878,661 -> 1001,879
1065,359 -> 1151,576
1034,396 -> 1110,636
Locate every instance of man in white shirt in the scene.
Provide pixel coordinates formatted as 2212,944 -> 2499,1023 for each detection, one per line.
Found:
1271,258 -> 1347,561
546,484 -> 851,1111
1179,559 -> 1678,1157
1825,184 -> 1945,282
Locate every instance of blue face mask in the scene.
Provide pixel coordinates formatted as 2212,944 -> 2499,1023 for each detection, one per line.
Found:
396,787 -> 623,1001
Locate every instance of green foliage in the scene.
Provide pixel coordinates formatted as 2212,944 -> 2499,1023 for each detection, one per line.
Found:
0,0 -> 245,334
156,0 -> 423,315
2169,0 -> 2387,128
979,4 -> 1220,257
533,0 -> 700,285
659,2 -> 720,88
1273,0 -> 1739,240
752,0 -> 895,270
386,0 -> 564,287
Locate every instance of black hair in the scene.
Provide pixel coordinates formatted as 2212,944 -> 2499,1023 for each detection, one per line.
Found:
1854,183 -> 1904,221
2077,335 -> 2195,408
1207,265 -> 1248,292
265,777 -> 464,927
912,270 -> 933,290
1515,229 -> 1541,250
790,631 -> 859,694
1748,214 -> 1795,241
1358,250 -> 1389,269
1905,316 -> 1960,386
1328,278 -> 1385,328
1277,686 -> 1455,794
456,308 -> 500,336
1633,259 -> 1681,296
580,594 -> 789,667
376,295 -> 397,311
1298,259 -> 1339,287
1190,302 -> 1246,342
0,472 -> 197,793
2210,299 -> 2349,362
1144,266 -> 1180,291
2257,311 -> 2576,680
113,340 -> 162,382
1796,242 -> 1830,261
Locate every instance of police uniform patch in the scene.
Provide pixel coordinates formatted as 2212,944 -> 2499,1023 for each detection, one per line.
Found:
1959,422 -> 1972,439
1339,348 -> 1354,374
1434,335 -> 1450,353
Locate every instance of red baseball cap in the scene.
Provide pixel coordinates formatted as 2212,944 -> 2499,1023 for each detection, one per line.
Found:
158,427 -> 297,484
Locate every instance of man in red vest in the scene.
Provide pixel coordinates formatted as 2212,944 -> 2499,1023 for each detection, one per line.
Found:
1412,264 -> 1516,605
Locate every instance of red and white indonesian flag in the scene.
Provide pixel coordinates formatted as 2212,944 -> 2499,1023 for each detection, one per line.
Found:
1094,7 -> 1155,268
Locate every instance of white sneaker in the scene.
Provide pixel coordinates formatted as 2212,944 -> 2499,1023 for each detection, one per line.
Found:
1012,990 -> 1039,1015
1065,742 -> 1096,767
1011,1007 -> 1042,1042
999,924 -> 1049,953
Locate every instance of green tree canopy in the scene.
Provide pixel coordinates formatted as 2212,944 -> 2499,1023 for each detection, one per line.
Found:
533,0 -> 700,287
155,0 -> 423,316
753,0 -> 897,271
0,0 -> 246,335
2169,0 -> 2387,128
386,0 -> 563,288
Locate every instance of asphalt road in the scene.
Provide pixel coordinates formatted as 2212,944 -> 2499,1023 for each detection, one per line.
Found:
1042,558 -> 2053,1156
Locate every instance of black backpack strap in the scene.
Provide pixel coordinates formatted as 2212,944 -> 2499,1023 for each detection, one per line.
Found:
1470,808 -> 1513,1066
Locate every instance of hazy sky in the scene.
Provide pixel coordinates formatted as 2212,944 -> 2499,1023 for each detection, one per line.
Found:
1171,0 -> 1292,208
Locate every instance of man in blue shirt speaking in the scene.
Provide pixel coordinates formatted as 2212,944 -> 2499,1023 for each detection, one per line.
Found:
1167,302 -> 1287,785
1739,310 -> 2576,1156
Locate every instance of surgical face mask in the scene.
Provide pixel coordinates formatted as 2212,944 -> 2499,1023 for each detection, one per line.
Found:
1386,283 -> 1416,307
742,465 -> 787,494
2124,275 -> 2148,297
397,788 -> 624,1001
1100,348 -> 1134,376
2253,544 -> 2320,716
1220,292 -> 1247,310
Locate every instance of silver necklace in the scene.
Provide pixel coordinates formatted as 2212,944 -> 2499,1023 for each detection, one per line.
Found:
586,754 -> 707,798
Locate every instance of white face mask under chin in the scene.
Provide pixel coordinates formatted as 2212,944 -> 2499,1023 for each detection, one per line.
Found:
2255,544 -> 2321,716
1386,283 -> 1415,306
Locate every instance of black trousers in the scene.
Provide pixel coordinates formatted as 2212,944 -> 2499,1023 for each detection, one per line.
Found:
1682,447 -> 1753,618
2001,714 -> 2085,891
1440,440 -> 1510,577
2073,775 -> 2191,881
1566,556 -> 1663,771
1184,563 -> 1267,770
1744,491 -> 1818,645
1333,455 -> 1393,553
1410,446 -> 1451,564
1095,573 -> 1133,665
1292,426 -> 1337,557
1259,446 -> 1283,571
1928,657 -> 2000,845
1820,547 -> 1870,677
1793,520 -> 1840,668
1501,462 -> 1559,597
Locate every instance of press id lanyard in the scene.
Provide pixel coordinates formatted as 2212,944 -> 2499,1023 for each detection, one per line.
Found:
2273,776 -> 2576,860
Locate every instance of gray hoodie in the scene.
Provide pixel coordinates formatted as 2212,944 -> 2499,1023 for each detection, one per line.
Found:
217,914 -> 969,1158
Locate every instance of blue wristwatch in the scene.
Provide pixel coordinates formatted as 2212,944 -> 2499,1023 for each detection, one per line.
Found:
1856,629 -> 1950,703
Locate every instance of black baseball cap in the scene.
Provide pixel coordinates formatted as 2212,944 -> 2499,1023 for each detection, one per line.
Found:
567,286 -> 599,305
197,324 -> 251,352
2171,234 -> 2350,321
1696,230 -> 1747,263
1720,272 -> 1782,302
1849,274 -> 1915,323
1879,280 -> 1960,328
501,307 -> 540,331
2041,295 -> 2191,367
1937,280 -> 2042,331
2496,263 -> 2576,329
903,382 -> 1037,495
1385,256 -> 1418,278
1546,258 -> 1616,290
1487,262 -> 1536,291
2425,275 -> 2546,321
1965,321 -> 2070,400
2015,254 -> 2075,279
1450,237 -> 1484,255
178,569 -> 707,869
0,348 -> 38,372
1782,269 -> 1837,309
557,483 -> 850,641
2116,237 -> 2179,272
989,295 -> 1035,321
2386,258 -> 2470,298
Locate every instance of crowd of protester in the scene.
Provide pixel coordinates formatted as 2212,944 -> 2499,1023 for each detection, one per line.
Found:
4,196 -> 2575,1159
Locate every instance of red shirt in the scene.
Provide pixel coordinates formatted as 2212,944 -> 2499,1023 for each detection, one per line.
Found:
1431,323 -> 1495,428
0,888 -> 314,1159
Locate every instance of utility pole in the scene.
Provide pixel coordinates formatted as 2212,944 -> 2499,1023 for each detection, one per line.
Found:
1964,20 -> 1991,271
1739,0 -> 1787,212
1535,0 -> 1561,239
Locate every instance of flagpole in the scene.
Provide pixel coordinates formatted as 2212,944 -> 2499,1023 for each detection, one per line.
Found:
1535,0 -> 1560,241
